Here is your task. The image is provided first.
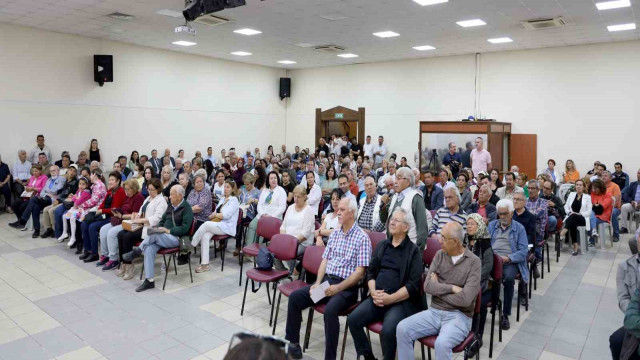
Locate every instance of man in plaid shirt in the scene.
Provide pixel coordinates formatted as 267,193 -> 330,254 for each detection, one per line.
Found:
525,179 -> 548,279
285,197 -> 371,360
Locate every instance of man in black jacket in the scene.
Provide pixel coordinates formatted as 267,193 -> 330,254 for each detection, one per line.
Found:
347,208 -> 423,360
621,169 -> 640,235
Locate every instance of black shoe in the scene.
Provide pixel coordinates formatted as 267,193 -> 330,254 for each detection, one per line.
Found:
40,228 -> 54,238
621,227 -> 629,234
362,352 -> 378,360
74,247 -> 83,254
501,316 -> 510,330
95,256 -> 109,267
613,236 -> 620,243
31,229 -> 40,238
135,279 -> 155,292
288,343 -> 303,360
79,252 -> 91,260
177,253 -> 189,265
571,251 -> 580,256
532,263 -> 540,279
9,220 -> 23,228
83,254 -> 99,263
122,247 -> 142,262
520,296 -> 528,306
466,339 -> 483,358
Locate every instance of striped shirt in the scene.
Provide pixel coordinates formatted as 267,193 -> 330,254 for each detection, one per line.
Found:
430,206 -> 467,236
323,223 -> 371,279
526,197 -> 548,240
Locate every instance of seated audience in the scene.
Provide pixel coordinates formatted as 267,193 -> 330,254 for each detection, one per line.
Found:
430,187 -> 467,238
621,169 -> 640,234
603,170 -> 622,242
236,173 -> 261,255
279,185 -> 315,272
348,208 -> 423,360
304,171 -> 322,215
541,180 -> 566,234
613,162 -> 630,191
380,167 -> 429,250
321,166 -> 338,198
9,165 -> 65,238
422,170 -> 444,211
377,161 -> 396,193
160,165 -> 178,199
212,169 -> 226,200
315,189 -> 342,246
525,180 -> 548,266
479,176 -> 501,206
244,171 -> 287,247
468,184 -> 497,223
284,197 -> 371,360
356,176 -> 385,233
41,165 -> 78,238
177,172 -> 193,199
516,172 -> 529,198
65,169 -> 107,251
338,174 -> 356,201
10,150 -> 32,207
589,179 -> 613,246
281,171 -> 296,206
140,167 -> 155,198
57,176 -> 91,243
96,179 -> 144,271
29,134 -> 52,165
123,184 -> 193,292
128,151 -> 139,170
299,160 -> 319,187
455,172 -> 472,211
512,190 -> 537,248
232,157 -> 247,185
191,179 -> 239,273
561,179 -> 592,255
558,159 -> 580,200
10,163 -> 48,223
620,289 -> 640,360
436,167 -> 456,191
79,171 -> 126,263
187,174 -> 213,225
543,159 -> 560,185
488,168 -> 503,194
396,222 -> 481,360
495,172 -> 522,200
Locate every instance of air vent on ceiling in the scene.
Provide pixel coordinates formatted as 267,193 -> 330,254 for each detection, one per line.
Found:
108,12 -> 134,20
194,14 -> 231,26
313,45 -> 347,53
522,17 -> 566,30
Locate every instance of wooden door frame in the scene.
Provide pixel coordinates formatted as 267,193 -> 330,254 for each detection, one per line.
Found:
315,106 -> 365,149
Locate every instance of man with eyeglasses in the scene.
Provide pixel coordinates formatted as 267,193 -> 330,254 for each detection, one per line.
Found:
488,199 -> 529,331
512,190 -> 537,247
430,187 -> 467,238
380,167 -> 429,250
525,179 -> 548,279
540,180 -> 566,236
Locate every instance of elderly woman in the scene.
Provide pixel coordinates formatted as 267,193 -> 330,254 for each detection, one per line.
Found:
562,179 -> 592,255
315,189 -> 342,246
187,173 -> 213,225
279,185 -> 315,271
589,179 -> 612,246
191,179 -> 240,273
235,173 -> 261,256
96,179 -> 144,271
160,165 -> 177,199
9,164 -> 47,227
466,213 -> 494,357
456,172 -> 472,211
79,171 -> 126,263
42,165 -> 79,238
304,171 -> 322,216
244,171 -> 287,246
116,178 -> 167,280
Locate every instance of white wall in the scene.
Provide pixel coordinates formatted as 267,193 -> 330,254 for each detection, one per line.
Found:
0,24 -> 286,167
288,40 -> 640,175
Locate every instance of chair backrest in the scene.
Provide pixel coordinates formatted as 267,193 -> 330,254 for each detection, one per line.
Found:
257,216 -> 283,241
368,232 -> 387,253
474,290 -> 482,314
188,219 -> 197,237
423,237 -> 442,266
317,198 -> 324,218
301,246 -> 325,275
491,254 -> 503,282
268,234 -> 299,261
315,221 -> 322,230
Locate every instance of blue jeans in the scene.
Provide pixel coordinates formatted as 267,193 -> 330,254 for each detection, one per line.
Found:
139,233 -> 179,280
611,208 -> 620,238
396,308 -> 471,360
54,204 -> 66,238
589,212 -> 610,243
81,218 -> 110,254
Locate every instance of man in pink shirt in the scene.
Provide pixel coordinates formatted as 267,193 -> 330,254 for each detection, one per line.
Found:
470,137 -> 492,176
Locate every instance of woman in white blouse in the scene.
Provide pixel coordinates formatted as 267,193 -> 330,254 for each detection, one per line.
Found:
304,171 -> 322,216
561,179 -> 592,256
211,169 -> 225,201
279,185 -> 315,272
191,179 -> 240,273
315,189 -> 341,246
244,171 -> 287,246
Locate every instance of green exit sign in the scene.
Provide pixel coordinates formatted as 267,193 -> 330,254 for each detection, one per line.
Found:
335,113 -> 344,119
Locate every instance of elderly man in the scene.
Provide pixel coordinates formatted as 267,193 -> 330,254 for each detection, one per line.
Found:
495,172 -> 522,200
182,161 -> 193,181
396,222 -> 481,360
469,184 -> 497,222
177,172 -> 193,199
9,165 -> 66,238
541,180 -> 566,234
479,177 -> 501,206
163,148 -> 175,167
41,165 -> 78,238
603,170 -> 622,242
431,187 -> 467,237
621,169 -> 640,235
422,170 -> 444,211
123,185 -> 193,292
348,208 -> 423,360
512,190 -> 537,247
285,197 -> 371,360
380,167 -> 430,250
29,134 -> 52,165
149,149 -> 162,175
76,151 -> 88,168
488,199 -> 530,330
89,161 -> 100,172
357,175 -> 385,233
526,180 -> 548,264
11,150 -> 32,205
173,158 -> 184,178
378,162 -> 397,193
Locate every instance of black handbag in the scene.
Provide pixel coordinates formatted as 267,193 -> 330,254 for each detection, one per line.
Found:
592,204 -> 604,216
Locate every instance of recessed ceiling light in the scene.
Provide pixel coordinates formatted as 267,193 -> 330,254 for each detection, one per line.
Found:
373,31 -> 400,38
413,45 -> 436,51
413,0 -> 448,5
488,37 -> 513,43
234,28 -> 262,36
172,41 -> 197,46
231,51 -> 252,56
278,60 -> 297,64
337,53 -> 358,58
596,0 -> 631,10
457,19 -> 486,27
607,23 -> 636,32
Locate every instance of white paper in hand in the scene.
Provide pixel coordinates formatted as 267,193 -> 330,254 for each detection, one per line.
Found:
310,281 -> 330,303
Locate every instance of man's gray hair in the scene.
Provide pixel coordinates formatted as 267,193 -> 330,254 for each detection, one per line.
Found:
396,167 -> 415,187
90,161 -> 100,167
18,149 -> 26,155
194,169 -> 207,178
342,196 -> 358,214
392,207 -> 414,230
175,158 -> 182,164
496,199 -> 515,212
479,184 -> 491,193
448,222 -> 464,243
444,186 -> 461,203
513,188 -> 525,196
527,179 -> 540,188
183,160 -> 191,167
171,184 -> 185,197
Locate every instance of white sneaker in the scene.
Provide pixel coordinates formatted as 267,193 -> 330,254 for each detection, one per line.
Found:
67,237 -> 76,247
57,234 -> 68,242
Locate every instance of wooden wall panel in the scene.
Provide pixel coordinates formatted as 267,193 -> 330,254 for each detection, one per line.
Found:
510,134 -> 537,180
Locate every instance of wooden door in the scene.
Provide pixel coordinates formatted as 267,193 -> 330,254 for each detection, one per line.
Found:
510,134 -> 537,179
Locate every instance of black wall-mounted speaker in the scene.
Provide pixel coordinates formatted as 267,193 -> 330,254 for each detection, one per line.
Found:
280,77 -> 291,100
94,55 -> 113,86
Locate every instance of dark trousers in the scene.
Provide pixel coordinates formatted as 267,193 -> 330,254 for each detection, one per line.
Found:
21,197 -> 51,230
565,214 -> 586,244
117,228 -> 143,263
347,297 -> 411,360
502,263 -> 519,316
54,205 -> 66,238
477,290 -> 493,339
0,183 -> 11,209
81,218 -> 110,254
12,181 -> 24,201
11,199 -> 29,221
285,276 -> 358,360
611,326 -> 625,360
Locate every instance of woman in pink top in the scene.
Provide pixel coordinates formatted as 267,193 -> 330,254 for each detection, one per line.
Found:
69,169 -> 107,251
58,177 -> 92,242
10,164 -> 48,224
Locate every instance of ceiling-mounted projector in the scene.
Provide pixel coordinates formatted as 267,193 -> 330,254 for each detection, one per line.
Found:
183,0 -> 247,22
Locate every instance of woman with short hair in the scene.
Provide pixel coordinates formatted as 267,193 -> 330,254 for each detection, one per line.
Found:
279,185 -> 315,271
244,171 -> 287,246
235,173 -> 261,256
187,174 -> 213,225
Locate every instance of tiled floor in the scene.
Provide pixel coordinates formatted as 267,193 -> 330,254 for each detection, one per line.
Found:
0,212 -> 631,359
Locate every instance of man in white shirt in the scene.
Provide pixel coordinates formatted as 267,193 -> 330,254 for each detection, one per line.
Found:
378,162 -> 397,193
204,147 -> 217,167
29,134 -> 52,165
299,160 -> 320,187
470,137 -> 492,176
363,135 -> 374,159
372,135 -> 388,168
12,150 -> 32,201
